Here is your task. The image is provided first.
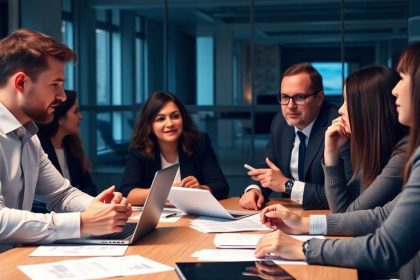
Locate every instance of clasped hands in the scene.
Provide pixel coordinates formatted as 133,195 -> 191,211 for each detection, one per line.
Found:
81,185 -> 132,236
255,204 -> 310,261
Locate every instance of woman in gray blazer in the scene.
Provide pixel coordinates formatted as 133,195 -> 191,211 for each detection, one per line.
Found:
254,42 -> 420,280
323,66 -> 408,213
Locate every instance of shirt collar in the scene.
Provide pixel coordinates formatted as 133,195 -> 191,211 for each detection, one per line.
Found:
294,119 -> 316,138
0,102 -> 38,139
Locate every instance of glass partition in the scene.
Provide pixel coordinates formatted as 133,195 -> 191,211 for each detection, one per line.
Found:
76,0 -> 412,195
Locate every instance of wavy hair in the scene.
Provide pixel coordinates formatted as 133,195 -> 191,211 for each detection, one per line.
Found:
38,90 -> 91,172
130,91 -> 199,159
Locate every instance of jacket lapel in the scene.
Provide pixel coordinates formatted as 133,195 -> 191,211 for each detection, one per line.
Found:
303,103 -> 329,177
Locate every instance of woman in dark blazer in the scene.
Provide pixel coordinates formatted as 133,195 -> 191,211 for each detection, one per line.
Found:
119,91 -> 228,205
37,90 -> 97,197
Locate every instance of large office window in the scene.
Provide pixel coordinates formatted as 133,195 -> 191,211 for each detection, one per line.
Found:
61,0 -> 75,90
311,62 -> 349,95
196,36 -> 214,105
95,10 -> 124,153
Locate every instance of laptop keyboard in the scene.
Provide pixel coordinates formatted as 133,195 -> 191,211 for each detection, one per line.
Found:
88,222 -> 137,240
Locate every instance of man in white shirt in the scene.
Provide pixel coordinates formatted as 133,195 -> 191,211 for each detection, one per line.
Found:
239,63 -> 351,210
0,28 -> 131,251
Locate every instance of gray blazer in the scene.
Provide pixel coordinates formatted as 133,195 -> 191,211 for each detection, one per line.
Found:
323,137 -> 408,213
306,146 -> 420,280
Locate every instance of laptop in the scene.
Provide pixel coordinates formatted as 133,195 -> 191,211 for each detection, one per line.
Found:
168,187 -> 256,220
59,164 -> 179,245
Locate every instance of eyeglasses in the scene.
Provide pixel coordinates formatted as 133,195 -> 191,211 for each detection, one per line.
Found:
277,90 -> 321,105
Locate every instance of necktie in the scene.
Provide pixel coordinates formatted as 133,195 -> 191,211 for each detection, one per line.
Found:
297,131 -> 306,181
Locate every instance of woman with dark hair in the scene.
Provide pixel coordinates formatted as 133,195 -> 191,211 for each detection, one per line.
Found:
323,65 -> 408,213
37,90 -> 97,197
119,91 -> 228,205
254,42 -> 420,279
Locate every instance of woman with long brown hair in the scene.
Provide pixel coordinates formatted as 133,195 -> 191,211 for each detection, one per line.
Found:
323,65 -> 408,212
119,91 -> 228,205
254,42 -> 420,279
37,90 -> 96,196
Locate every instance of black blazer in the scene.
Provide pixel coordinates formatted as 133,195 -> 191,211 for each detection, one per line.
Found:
258,101 -> 352,209
39,136 -> 97,196
119,132 -> 229,200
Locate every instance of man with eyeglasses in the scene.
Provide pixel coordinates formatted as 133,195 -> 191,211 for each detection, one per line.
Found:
239,63 -> 351,210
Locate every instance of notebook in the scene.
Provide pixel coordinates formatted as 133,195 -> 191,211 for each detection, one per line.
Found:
168,187 -> 256,220
175,261 -> 296,280
58,164 -> 179,245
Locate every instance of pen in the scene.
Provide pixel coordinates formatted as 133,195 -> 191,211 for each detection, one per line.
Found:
244,164 -> 256,171
162,212 -> 177,218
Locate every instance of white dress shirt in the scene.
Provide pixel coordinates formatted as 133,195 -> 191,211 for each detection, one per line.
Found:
0,102 -> 93,251
245,120 -> 315,205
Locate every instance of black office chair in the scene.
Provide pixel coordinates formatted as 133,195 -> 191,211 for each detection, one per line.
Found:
96,119 -> 129,163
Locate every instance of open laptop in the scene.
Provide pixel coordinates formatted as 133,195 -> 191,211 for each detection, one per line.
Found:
59,164 -> 179,245
168,187 -> 256,220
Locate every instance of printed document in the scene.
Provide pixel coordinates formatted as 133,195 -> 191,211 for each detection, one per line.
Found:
18,255 -> 173,280
30,245 -> 128,257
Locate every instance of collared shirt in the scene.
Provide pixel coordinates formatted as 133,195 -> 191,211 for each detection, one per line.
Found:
0,102 -> 93,250
245,120 -> 316,205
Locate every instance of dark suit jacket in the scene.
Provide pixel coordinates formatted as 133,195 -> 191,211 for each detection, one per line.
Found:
258,100 -> 352,209
119,132 -> 229,200
39,136 -> 97,196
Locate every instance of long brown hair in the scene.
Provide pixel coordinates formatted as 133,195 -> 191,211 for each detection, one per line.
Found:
130,91 -> 199,159
38,90 -> 91,172
396,42 -> 420,183
346,65 -> 407,186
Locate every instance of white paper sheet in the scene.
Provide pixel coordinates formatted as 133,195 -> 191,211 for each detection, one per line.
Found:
192,249 -> 307,265
214,233 -> 324,248
18,255 -> 173,280
190,214 -> 270,233
29,245 -> 128,257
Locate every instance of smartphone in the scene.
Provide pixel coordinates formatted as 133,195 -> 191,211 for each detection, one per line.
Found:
244,164 -> 256,171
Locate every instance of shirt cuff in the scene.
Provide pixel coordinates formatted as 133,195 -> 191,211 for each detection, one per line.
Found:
244,184 -> 262,194
53,212 -> 82,240
290,181 -> 305,204
309,215 -> 327,235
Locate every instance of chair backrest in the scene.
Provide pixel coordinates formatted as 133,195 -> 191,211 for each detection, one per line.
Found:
96,119 -> 117,148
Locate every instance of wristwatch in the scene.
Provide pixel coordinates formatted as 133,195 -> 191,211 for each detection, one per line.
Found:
302,240 -> 309,255
284,179 -> 294,195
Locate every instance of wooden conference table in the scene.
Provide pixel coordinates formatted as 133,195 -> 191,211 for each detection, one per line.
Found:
0,198 -> 357,279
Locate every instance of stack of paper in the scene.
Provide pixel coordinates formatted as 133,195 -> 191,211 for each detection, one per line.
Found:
214,233 -> 325,249
190,214 -> 270,233
214,233 -> 263,248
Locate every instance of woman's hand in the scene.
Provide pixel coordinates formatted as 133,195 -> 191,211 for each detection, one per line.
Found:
255,230 -> 305,260
173,176 -> 211,191
260,204 -> 309,234
324,117 -> 350,166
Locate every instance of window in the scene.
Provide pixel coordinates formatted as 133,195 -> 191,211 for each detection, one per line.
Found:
311,62 -> 349,96
95,10 -> 123,153
61,0 -> 75,90
196,36 -> 214,105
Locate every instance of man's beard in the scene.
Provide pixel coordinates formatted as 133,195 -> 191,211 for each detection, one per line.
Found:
21,102 -> 55,124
